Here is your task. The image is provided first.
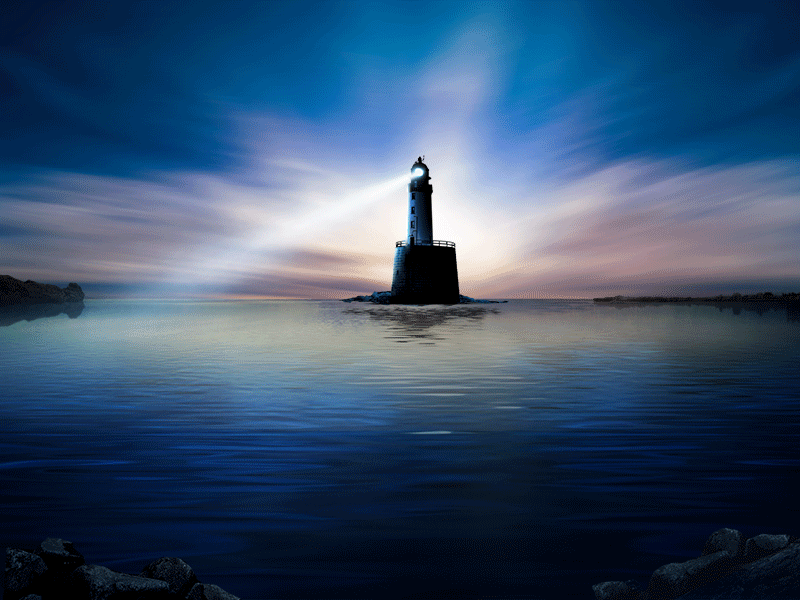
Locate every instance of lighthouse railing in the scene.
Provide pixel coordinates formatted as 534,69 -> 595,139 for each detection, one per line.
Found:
395,240 -> 455,248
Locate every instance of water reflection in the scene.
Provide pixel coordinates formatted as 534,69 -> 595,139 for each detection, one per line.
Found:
0,302 -> 84,327
599,300 -> 798,321
343,305 -> 499,343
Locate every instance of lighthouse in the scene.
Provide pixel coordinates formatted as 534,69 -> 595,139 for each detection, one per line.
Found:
390,158 -> 460,304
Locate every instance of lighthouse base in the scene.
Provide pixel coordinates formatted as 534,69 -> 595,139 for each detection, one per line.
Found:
390,244 -> 460,304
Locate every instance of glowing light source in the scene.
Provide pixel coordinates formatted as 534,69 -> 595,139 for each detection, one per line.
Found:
413,168 -> 424,177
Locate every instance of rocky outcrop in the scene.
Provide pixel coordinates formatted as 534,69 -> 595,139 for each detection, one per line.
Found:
342,291 -> 506,304
4,549 -> 47,597
342,291 -> 393,304
0,275 -> 84,306
140,557 -> 198,597
458,294 -> 507,304
4,539 -> 239,600
676,543 -> 800,599
593,528 -> 800,600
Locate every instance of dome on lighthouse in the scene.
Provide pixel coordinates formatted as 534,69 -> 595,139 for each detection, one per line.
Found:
411,157 -> 428,178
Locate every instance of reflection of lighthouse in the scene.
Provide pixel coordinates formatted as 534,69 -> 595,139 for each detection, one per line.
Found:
391,158 -> 460,304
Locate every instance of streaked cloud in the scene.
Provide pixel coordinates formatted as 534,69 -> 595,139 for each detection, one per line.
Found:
494,159 -> 800,298
1,1 -> 798,298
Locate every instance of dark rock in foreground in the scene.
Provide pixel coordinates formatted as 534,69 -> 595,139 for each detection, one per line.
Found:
5,539 -> 239,600
140,557 -> 198,597
342,291 -> 506,304
1,275 -> 84,306
676,543 -> 800,599
593,528 -> 800,600
71,564 -> 170,600
5,549 -> 47,596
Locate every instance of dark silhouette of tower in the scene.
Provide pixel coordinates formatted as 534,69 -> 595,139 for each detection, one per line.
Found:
390,158 -> 460,304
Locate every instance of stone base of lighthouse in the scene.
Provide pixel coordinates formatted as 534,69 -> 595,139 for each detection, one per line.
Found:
390,244 -> 460,304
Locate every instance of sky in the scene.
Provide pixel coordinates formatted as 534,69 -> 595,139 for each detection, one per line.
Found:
1,0 -> 798,299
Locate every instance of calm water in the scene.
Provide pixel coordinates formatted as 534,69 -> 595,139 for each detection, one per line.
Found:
1,299 -> 799,599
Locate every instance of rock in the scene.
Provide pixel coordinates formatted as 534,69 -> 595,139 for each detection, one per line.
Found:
342,290 -> 506,304
342,291 -> 392,304
647,550 -> 735,599
19,594 -> 43,600
35,538 -> 85,572
186,582 -> 241,600
675,543 -> 800,599
140,557 -> 198,596
702,528 -> 744,559
0,275 -> 84,306
458,294 -> 507,304
63,282 -> 85,302
71,564 -> 170,600
592,579 -> 642,599
5,548 -> 48,595
744,534 -> 790,561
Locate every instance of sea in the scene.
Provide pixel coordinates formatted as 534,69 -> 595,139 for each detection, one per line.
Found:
1,299 -> 799,599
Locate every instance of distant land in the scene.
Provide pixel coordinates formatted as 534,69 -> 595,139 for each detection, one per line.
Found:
0,275 -> 85,306
594,292 -> 800,304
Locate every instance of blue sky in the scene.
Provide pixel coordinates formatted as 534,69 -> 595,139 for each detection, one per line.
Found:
1,0 -> 798,298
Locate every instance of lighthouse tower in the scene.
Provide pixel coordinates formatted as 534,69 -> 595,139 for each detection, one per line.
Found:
407,157 -> 433,246
391,158 -> 460,304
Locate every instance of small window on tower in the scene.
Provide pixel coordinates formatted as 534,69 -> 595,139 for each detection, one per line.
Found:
411,221 -> 415,229
411,206 -> 415,214
412,193 -> 416,199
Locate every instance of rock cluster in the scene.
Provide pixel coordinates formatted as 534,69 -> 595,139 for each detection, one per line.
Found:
342,291 -> 506,304
0,275 -> 84,306
5,538 -> 240,600
593,528 -> 800,600
342,291 -> 393,304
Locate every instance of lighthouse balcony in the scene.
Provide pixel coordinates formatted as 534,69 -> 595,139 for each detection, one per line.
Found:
395,240 -> 455,248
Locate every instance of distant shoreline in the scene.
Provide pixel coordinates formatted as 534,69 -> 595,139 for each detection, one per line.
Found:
594,292 -> 799,304
1,275 -> 84,306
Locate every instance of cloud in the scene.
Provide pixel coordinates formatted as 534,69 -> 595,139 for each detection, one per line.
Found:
2,5 -> 798,299
492,158 -> 800,298
0,156 -> 408,297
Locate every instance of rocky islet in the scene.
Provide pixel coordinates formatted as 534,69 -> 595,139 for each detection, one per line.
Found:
0,275 -> 84,306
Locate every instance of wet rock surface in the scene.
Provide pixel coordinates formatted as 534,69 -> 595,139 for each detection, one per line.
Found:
36,538 -> 85,572
648,551 -> 735,599
71,565 -> 171,600
744,534 -> 790,561
676,543 -> 800,599
4,539 -> 239,600
593,528 -> 800,600
702,528 -> 744,559
185,582 -> 241,600
140,557 -> 198,597
5,549 -> 48,595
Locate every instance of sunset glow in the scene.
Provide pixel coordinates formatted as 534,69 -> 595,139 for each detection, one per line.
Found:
2,1 -> 798,298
